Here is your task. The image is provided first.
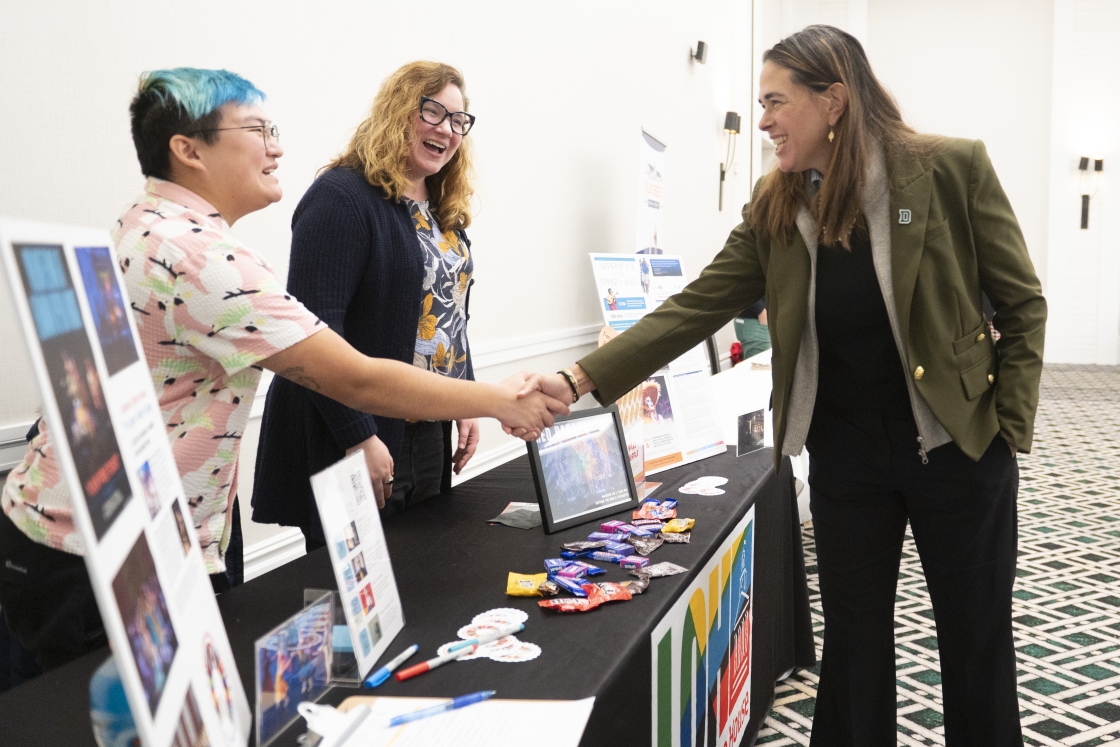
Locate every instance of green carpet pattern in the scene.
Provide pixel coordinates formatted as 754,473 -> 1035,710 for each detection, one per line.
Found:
757,364 -> 1120,746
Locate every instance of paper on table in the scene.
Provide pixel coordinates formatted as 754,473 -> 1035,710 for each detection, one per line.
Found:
335,696 -> 595,747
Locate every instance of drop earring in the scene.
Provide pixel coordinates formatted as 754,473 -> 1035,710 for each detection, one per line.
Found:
828,128 -> 835,143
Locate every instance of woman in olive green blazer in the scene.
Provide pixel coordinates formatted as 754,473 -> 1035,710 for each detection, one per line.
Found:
540,25 -> 1045,747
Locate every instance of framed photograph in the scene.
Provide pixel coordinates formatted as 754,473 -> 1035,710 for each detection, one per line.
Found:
527,405 -> 641,534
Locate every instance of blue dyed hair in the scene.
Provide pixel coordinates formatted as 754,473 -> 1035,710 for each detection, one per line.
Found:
129,67 -> 266,179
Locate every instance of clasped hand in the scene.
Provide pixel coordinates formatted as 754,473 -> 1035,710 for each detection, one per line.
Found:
496,371 -> 572,440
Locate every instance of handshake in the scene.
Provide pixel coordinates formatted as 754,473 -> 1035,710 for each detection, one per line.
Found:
495,368 -> 591,441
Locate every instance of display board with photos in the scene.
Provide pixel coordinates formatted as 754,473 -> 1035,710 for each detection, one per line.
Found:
527,406 -> 641,534
589,253 -> 726,474
0,219 -> 250,747
311,451 -> 405,678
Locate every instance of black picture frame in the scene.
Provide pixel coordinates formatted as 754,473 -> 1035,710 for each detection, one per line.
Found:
526,405 -> 640,534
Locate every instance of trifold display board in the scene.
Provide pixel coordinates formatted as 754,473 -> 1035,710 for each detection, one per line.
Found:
0,218 -> 251,747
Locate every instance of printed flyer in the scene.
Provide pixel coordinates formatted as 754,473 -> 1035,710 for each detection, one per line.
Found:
589,254 -> 725,474
311,451 -> 405,677
0,219 -> 250,747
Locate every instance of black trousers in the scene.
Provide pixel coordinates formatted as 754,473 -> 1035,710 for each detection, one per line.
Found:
806,411 -> 1021,747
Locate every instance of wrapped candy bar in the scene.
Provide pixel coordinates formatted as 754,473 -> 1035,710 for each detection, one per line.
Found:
627,526 -> 657,538
561,540 -> 610,551
560,549 -> 591,559
568,560 -> 606,576
602,541 -> 636,557
632,519 -> 664,528
538,580 -> 560,596
620,555 -> 650,571
661,499 -> 679,509
549,574 -> 588,596
506,572 -> 549,597
632,561 -> 689,578
600,520 -> 626,533
539,584 -> 607,612
588,531 -> 628,542
588,551 -> 626,563
661,518 -> 695,533
557,564 -> 588,579
627,536 -> 664,556
544,558 -> 568,572
659,531 -> 691,544
622,575 -> 650,595
590,582 -> 633,603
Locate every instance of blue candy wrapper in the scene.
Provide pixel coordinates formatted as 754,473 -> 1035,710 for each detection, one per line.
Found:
549,574 -> 588,596
569,560 -> 607,576
588,551 -> 626,563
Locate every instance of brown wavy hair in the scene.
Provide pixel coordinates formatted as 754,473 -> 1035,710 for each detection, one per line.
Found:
325,61 -> 474,231
750,25 -> 940,249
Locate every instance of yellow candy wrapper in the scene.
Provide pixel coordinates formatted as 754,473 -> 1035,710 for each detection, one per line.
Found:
506,572 -> 548,597
661,518 -> 695,534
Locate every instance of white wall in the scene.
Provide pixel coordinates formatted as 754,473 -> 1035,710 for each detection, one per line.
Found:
1043,0 -> 1120,364
0,1 -> 753,553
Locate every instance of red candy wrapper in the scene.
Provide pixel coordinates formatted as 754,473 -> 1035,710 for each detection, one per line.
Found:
539,583 -> 608,612
592,582 -> 633,603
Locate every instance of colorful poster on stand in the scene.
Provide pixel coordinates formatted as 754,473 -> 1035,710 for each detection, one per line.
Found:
650,507 -> 754,747
311,451 -> 405,677
0,219 -> 250,747
589,254 -> 725,474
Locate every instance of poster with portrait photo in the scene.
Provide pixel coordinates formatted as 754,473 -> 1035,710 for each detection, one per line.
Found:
14,243 -> 131,539
75,244 -> 138,376
112,532 -> 179,717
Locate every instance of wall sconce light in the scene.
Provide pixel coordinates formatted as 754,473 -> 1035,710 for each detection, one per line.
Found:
719,111 -> 741,211
1079,156 -> 1104,229
691,41 -> 708,64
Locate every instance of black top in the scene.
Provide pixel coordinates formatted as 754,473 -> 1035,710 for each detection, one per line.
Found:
251,167 -> 473,538
812,227 -> 911,416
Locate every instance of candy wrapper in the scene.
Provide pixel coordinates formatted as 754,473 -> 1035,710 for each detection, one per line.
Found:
590,582 -> 633,603
659,531 -> 691,544
539,584 -> 608,612
548,574 -> 588,596
538,580 -> 560,596
544,558 -> 568,573
600,520 -> 627,533
632,561 -> 689,578
561,540 -> 610,552
632,519 -> 664,527
622,576 -> 650,595
560,549 -> 591,559
588,531 -> 629,542
662,518 -> 695,533
661,499 -> 679,509
588,551 -> 626,563
620,555 -> 650,571
557,564 -> 588,580
628,536 -> 664,556
602,541 -> 635,557
506,572 -> 548,597
567,560 -> 606,576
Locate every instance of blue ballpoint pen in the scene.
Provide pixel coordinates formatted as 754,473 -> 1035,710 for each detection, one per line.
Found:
387,690 -> 496,727
363,644 -> 419,688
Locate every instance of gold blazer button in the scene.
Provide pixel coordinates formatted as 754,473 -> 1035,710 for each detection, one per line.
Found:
914,366 -> 925,380
988,374 -> 995,384
976,332 -> 986,342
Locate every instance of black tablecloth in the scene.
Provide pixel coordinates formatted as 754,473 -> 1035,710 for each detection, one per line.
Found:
0,448 -> 814,747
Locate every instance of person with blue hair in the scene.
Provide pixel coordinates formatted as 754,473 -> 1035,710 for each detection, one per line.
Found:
0,67 -> 567,684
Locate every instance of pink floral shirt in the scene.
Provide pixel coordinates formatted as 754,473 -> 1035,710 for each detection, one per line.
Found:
2,178 -> 321,573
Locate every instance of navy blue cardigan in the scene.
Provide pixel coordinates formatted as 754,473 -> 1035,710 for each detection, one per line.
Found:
251,167 -> 474,538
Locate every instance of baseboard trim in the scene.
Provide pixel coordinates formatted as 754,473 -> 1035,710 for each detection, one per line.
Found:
243,526 -> 306,582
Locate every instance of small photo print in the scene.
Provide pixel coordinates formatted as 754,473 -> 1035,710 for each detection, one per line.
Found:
349,596 -> 361,618
138,461 -> 161,518
256,597 -> 332,745
111,533 -> 178,717
358,628 -> 371,657
342,565 -> 355,592
351,552 -> 368,583
344,521 -> 360,551
358,584 -> 375,616
75,245 -> 138,376
204,636 -> 237,741
737,409 -> 766,457
172,688 -> 210,747
334,541 -> 347,561
367,616 -> 383,649
171,500 -> 192,556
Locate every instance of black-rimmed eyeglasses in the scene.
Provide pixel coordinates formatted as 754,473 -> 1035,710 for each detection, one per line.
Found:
187,122 -> 280,147
419,97 -> 475,136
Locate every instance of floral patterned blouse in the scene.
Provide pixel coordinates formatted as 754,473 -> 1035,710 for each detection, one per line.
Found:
407,200 -> 472,379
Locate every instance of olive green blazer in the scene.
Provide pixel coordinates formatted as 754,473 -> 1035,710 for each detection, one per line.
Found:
579,138 -> 1046,463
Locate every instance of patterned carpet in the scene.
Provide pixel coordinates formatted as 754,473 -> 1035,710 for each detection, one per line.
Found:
758,364 -> 1120,746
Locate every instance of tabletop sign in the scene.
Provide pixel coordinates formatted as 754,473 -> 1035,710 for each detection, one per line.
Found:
650,506 -> 754,747
310,451 -> 405,677
0,218 -> 250,747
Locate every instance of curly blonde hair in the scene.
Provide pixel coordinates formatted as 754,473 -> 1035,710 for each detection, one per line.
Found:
325,61 -> 474,231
